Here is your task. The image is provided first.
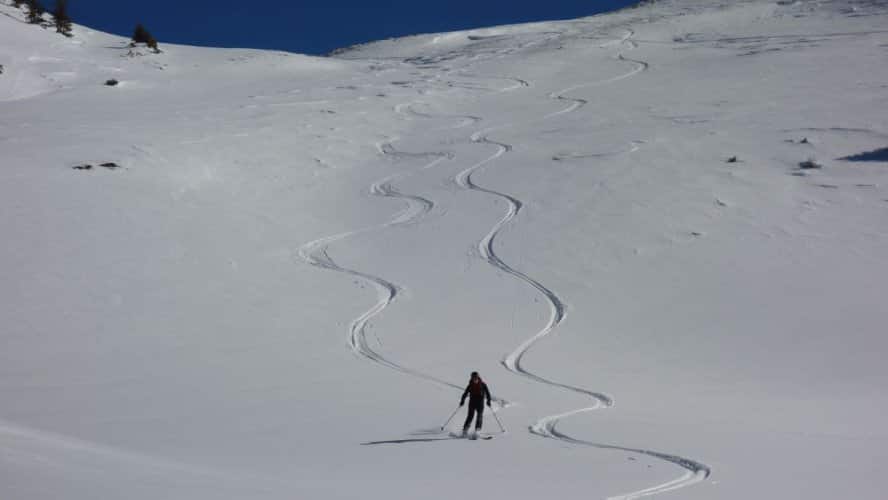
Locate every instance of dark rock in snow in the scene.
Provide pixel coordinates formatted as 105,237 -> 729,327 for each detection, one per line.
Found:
799,159 -> 822,169
105,79 -> 119,86
72,162 -> 120,171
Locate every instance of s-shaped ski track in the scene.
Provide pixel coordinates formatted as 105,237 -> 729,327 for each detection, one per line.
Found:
297,126 -> 461,392
457,28 -> 710,498
545,31 -> 648,119
298,98 -> 516,413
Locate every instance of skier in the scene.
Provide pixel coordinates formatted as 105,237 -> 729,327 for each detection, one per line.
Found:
460,371 -> 492,436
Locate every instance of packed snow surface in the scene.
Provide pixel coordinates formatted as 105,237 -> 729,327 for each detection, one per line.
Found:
2,0 -> 887,498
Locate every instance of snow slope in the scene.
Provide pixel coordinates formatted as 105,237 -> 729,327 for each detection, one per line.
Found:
2,0 -> 887,498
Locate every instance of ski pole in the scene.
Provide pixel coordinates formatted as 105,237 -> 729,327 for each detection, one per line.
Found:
491,406 -> 506,433
440,405 -> 461,431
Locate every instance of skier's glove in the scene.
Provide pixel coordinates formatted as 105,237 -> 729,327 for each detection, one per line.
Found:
487,401 -> 491,407
459,401 -> 465,407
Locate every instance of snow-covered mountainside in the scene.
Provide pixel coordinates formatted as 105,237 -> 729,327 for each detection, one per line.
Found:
2,0 -> 887,498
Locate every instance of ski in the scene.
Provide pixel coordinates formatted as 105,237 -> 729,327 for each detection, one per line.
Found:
449,431 -> 494,440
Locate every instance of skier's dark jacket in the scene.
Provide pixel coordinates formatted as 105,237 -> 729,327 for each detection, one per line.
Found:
461,380 -> 491,406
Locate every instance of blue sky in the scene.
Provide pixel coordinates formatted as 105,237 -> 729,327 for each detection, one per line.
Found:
68,1 -> 639,55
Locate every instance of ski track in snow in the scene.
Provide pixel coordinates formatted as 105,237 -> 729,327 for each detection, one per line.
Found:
303,24 -> 711,493
395,101 -> 482,131
296,34 -> 553,443
553,141 -> 645,161
454,28 -> 711,498
545,31 -> 648,119
298,101 -> 516,413
297,131 -> 462,392
534,411 -> 710,500
296,32 -> 549,415
297,41 -> 542,443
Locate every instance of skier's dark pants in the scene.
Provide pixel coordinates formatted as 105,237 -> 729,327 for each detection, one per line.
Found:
463,399 -> 484,430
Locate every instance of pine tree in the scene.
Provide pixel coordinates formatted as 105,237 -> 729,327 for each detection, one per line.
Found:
26,0 -> 45,24
132,23 -> 152,44
52,0 -> 72,36
132,23 -> 159,52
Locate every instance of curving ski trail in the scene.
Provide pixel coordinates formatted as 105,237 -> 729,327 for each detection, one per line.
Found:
530,29 -> 709,499
553,140 -> 645,161
298,134 -> 461,392
455,28 -> 710,498
298,98 -> 523,413
545,59 -> 645,117
545,33 -> 648,119
458,74 -> 531,92
396,101 -> 482,130
531,409 -> 710,500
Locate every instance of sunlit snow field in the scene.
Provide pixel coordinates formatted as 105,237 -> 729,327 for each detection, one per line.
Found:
2,0 -> 887,498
